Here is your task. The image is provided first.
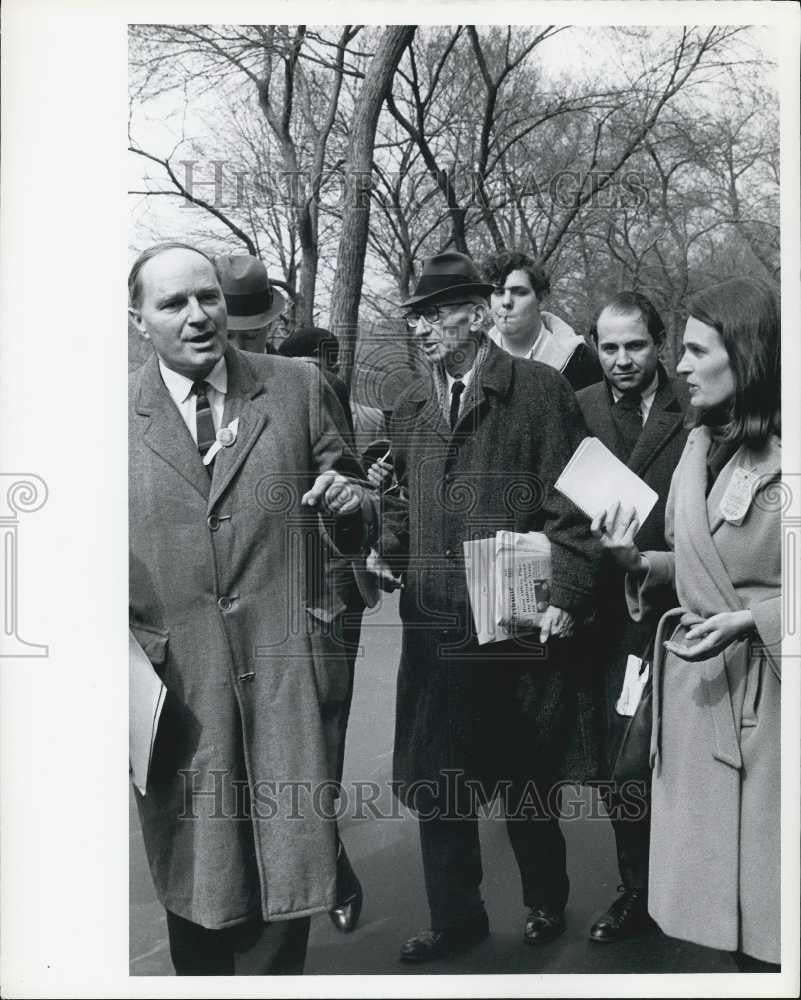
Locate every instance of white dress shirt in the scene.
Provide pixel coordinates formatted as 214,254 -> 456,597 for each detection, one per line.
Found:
158,356 -> 228,443
610,369 -> 659,423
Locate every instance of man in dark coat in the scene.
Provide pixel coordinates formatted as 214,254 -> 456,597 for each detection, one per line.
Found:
377,251 -> 600,963
576,291 -> 689,942
482,250 -> 602,390
278,324 -> 367,933
128,242 -> 373,974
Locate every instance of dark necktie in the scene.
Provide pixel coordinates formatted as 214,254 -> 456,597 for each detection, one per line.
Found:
613,391 -> 642,461
449,379 -> 465,430
193,381 -> 216,469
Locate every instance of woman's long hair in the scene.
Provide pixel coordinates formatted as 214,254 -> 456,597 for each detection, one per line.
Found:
686,276 -> 781,448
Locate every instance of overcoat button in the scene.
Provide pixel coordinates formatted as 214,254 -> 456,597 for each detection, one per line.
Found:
217,596 -> 232,611
208,514 -> 220,531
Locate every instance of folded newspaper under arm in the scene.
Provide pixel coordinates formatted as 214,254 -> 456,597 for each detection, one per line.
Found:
463,531 -> 552,645
129,631 -> 168,796
554,437 -> 658,527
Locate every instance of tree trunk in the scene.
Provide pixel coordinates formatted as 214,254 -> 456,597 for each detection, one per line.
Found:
329,26 -> 416,389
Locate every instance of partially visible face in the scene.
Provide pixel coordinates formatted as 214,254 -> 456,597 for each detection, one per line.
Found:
491,268 -> 542,341
676,316 -> 736,410
595,307 -> 660,394
227,325 -> 270,354
129,248 -> 228,379
414,301 -> 482,370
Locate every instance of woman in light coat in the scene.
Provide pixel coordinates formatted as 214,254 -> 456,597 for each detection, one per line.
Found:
592,277 -> 781,970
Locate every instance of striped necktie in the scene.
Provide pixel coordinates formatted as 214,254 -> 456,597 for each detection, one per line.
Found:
193,381 -> 216,468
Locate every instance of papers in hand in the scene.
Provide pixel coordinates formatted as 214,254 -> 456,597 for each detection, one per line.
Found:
463,531 -> 551,645
129,632 -> 167,795
555,437 -> 658,527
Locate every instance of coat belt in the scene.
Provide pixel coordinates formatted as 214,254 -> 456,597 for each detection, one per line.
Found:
650,606 -> 743,773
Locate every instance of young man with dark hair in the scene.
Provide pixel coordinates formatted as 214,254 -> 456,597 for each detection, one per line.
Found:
482,250 -> 602,390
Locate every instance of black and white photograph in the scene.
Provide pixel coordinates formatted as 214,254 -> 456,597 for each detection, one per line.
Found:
1,1 -> 800,996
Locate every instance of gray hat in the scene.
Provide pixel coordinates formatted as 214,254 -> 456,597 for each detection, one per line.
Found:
215,254 -> 287,330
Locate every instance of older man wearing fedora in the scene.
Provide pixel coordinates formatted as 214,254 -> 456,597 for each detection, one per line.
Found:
215,254 -> 289,355
377,250 -> 600,963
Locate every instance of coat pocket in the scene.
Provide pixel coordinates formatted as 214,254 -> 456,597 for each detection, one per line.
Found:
130,622 -> 169,668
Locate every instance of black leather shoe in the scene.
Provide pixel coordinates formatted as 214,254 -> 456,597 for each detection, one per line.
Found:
329,841 -> 363,933
589,887 -> 654,943
399,912 -> 489,964
523,905 -> 566,945
329,886 -> 363,933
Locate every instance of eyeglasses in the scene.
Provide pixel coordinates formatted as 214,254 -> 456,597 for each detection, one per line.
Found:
404,302 -> 473,331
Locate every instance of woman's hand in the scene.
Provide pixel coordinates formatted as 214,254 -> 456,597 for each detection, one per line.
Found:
590,502 -> 646,573
664,609 -> 755,662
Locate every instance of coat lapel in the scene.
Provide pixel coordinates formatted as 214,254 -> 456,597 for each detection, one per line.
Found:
589,385 -> 625,460
627,371 -> 686,476
706,434 -> 781,536
455,340 -> 512,433
134,354 -> 211,501
208,348 -> 269,511
402,372 -> 451,442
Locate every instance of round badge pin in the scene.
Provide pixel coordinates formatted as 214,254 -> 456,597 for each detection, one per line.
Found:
217,427 -> 235,447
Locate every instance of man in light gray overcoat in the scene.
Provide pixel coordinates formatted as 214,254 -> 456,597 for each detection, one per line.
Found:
128,242 -> 372,975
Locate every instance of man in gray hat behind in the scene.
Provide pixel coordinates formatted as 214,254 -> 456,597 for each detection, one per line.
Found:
215,254 -> 288,355
377,250 -> 600,963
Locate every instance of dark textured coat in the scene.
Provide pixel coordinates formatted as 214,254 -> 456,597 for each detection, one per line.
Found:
575,367 -> 690,766
561,340 -> 603,391
380,341 -> 601,811
130,347 -> 366,929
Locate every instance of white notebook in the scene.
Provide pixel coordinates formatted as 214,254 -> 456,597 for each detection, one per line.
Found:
555,437 -> 658,527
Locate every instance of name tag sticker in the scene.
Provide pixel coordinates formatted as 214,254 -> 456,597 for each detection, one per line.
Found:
616,655 -> 649,717
719,466 -> 758,525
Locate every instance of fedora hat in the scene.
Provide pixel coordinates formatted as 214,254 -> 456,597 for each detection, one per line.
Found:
401,251 -> 494,309
215,254 -> 287,330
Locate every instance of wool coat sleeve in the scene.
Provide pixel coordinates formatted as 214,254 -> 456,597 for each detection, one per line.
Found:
535,370 -> 600,615
625,469 -> 678,622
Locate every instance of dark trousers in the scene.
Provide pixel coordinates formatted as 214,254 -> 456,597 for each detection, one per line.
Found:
166,910 -> 310,976
600,781 -> 651,891
418,787 -> 569,930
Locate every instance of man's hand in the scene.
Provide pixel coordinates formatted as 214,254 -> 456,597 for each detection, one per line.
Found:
367,458 -> 393,489
591,502 -> 645,573
664,610 -> 755,662
302,471 -> 363,516
539,605 -> 575,643
366,547 -> 402,592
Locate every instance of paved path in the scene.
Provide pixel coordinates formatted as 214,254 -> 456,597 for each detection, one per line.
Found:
130,592 -> 735,976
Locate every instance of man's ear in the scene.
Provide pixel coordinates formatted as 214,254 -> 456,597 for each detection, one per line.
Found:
129,306 -> 149,340
470,303 -> 488,332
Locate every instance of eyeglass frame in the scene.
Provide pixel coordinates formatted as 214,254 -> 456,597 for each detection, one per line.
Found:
403,300 -> 479,331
